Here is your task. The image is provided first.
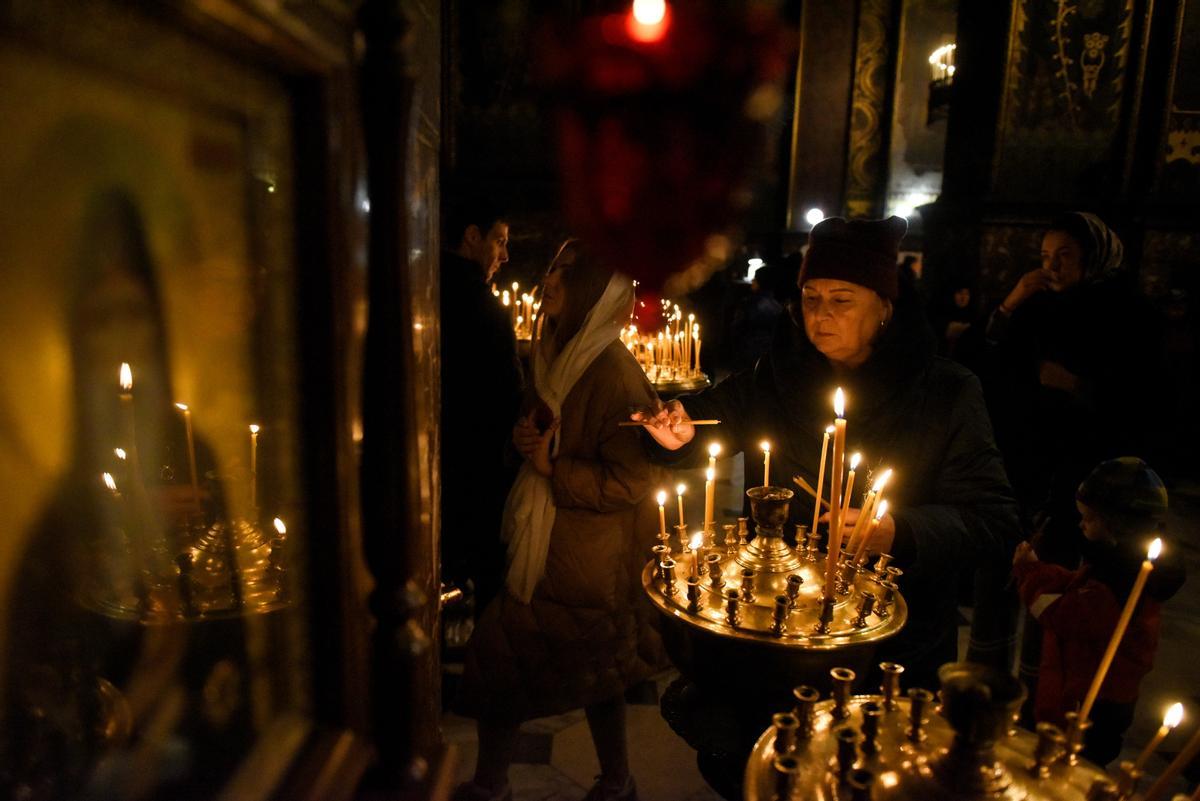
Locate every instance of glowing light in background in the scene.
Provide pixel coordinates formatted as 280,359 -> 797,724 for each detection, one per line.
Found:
805,207 -> 825,227
627,0 -> 670,43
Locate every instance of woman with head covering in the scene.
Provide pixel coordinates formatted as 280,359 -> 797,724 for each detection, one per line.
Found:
635,216 -> 1022,686
983,212 -> 1168,567
453,241 -> 666,801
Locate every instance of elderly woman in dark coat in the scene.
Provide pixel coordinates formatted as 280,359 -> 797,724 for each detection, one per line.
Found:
636,216 -> 1022,686
453,241 -> 666,801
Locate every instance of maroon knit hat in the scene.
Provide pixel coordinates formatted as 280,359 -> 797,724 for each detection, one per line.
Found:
799,216 -> 908,300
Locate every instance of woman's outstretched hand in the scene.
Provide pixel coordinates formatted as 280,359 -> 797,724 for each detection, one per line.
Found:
514,414 -> 559,477
629,399 -> 695,450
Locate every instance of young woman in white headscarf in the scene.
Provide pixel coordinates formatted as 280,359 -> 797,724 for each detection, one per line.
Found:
453,240 -> 666,801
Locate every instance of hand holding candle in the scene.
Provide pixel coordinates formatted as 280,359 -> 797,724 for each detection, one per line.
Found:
1080,537 -> 1163,723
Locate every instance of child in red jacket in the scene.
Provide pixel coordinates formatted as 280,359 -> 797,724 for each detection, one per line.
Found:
1013,457 -> 1185,765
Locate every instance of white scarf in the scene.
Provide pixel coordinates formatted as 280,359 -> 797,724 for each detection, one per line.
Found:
501,273 -> 635,603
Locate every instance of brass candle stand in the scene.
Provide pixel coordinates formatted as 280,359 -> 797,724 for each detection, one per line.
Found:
643,486 -> 907,694
744,662 -> 1117,801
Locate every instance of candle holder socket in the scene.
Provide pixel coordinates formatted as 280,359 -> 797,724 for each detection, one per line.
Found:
1085,779 -> 1120,801
724,588 -> 740,626
804,530 -> 821,562
907,687 -> 934,742
660,559 -> 677,595
771,595 -> 789,636
686,576 -> 702,611
880,661 -> 904,710
1115,760 -> 1140,796
873,553 -> 893,579
877,581 -> 898,619
704,553 -> 724,589
773,712 -> 799,756
722,523 -> 737,554
1031,722 -> 1066,778
741,487 -> 800,572
853,592 -> 876,629
814,595 -> 835,634
772,755 -> 800,800
1063,711 -> 1091,766
830,667 -> 856,720
737,516 -> 749,546
834,725 -> 861,782
785,573 -> 803,608
860,701 -> 883,754
740,568 -> 757,603
847,768 -> 875,801
792,685 -> 820,739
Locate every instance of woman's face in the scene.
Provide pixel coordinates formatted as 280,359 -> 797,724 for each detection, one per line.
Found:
800,278 -> 890,367
1041,230 -> 1085,291
541,261 -> 566,320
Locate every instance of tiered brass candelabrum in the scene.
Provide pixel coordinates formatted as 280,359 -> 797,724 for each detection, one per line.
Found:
744,661 -> 1117,801
643,485 -> 907,695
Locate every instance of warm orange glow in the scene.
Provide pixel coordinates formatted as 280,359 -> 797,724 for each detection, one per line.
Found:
833,387 -> 845,418
874,499 -> 889,521
872,468 -> 894,493
273,517 -> 287,535
249,424 -> 260,434
174,402 -> 189,411
114,448 -> 126,460
1148,538 -> 1163,561
1164,702 -> 1184,728
656,490 -> 668,506
849,452 -> 862,470
708,442 -> 722,458
689,532 -> 704,551
825,424 -> 835,434
632,0 -> 666,25
760,440 -> 771,454
119,363 -> 132,391
102,472 -> 117,492
676,483 -> 687,496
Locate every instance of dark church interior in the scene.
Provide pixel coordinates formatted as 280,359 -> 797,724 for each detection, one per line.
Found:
2,1 -> 1199,799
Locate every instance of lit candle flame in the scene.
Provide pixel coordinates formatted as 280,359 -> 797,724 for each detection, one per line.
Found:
119,363 -> 132,391
825,424 -> 835,434
676,483 -> 687,496
273,517 -> 287,535
760,440 -> 770,454
849,452 -> 862,470
874,499 -> 889,521
708,442 -> 721,458
1148,537 -> 1162,561
833,387 -> 845,418
872,468 -> 894,493
249,424 -> 260,434
114,448 -> 126,460
102,472 -> 117,492
502,292 -> 510,307
1164,702 -> 1184,728
174,402 -> 189,411
512,282 -> 519,293
656,490 -> 668,506
689,532 -> 704,551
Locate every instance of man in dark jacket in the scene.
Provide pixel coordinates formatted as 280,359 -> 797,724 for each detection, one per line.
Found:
636,217 -> 1022,687
441,197 -> 523,614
